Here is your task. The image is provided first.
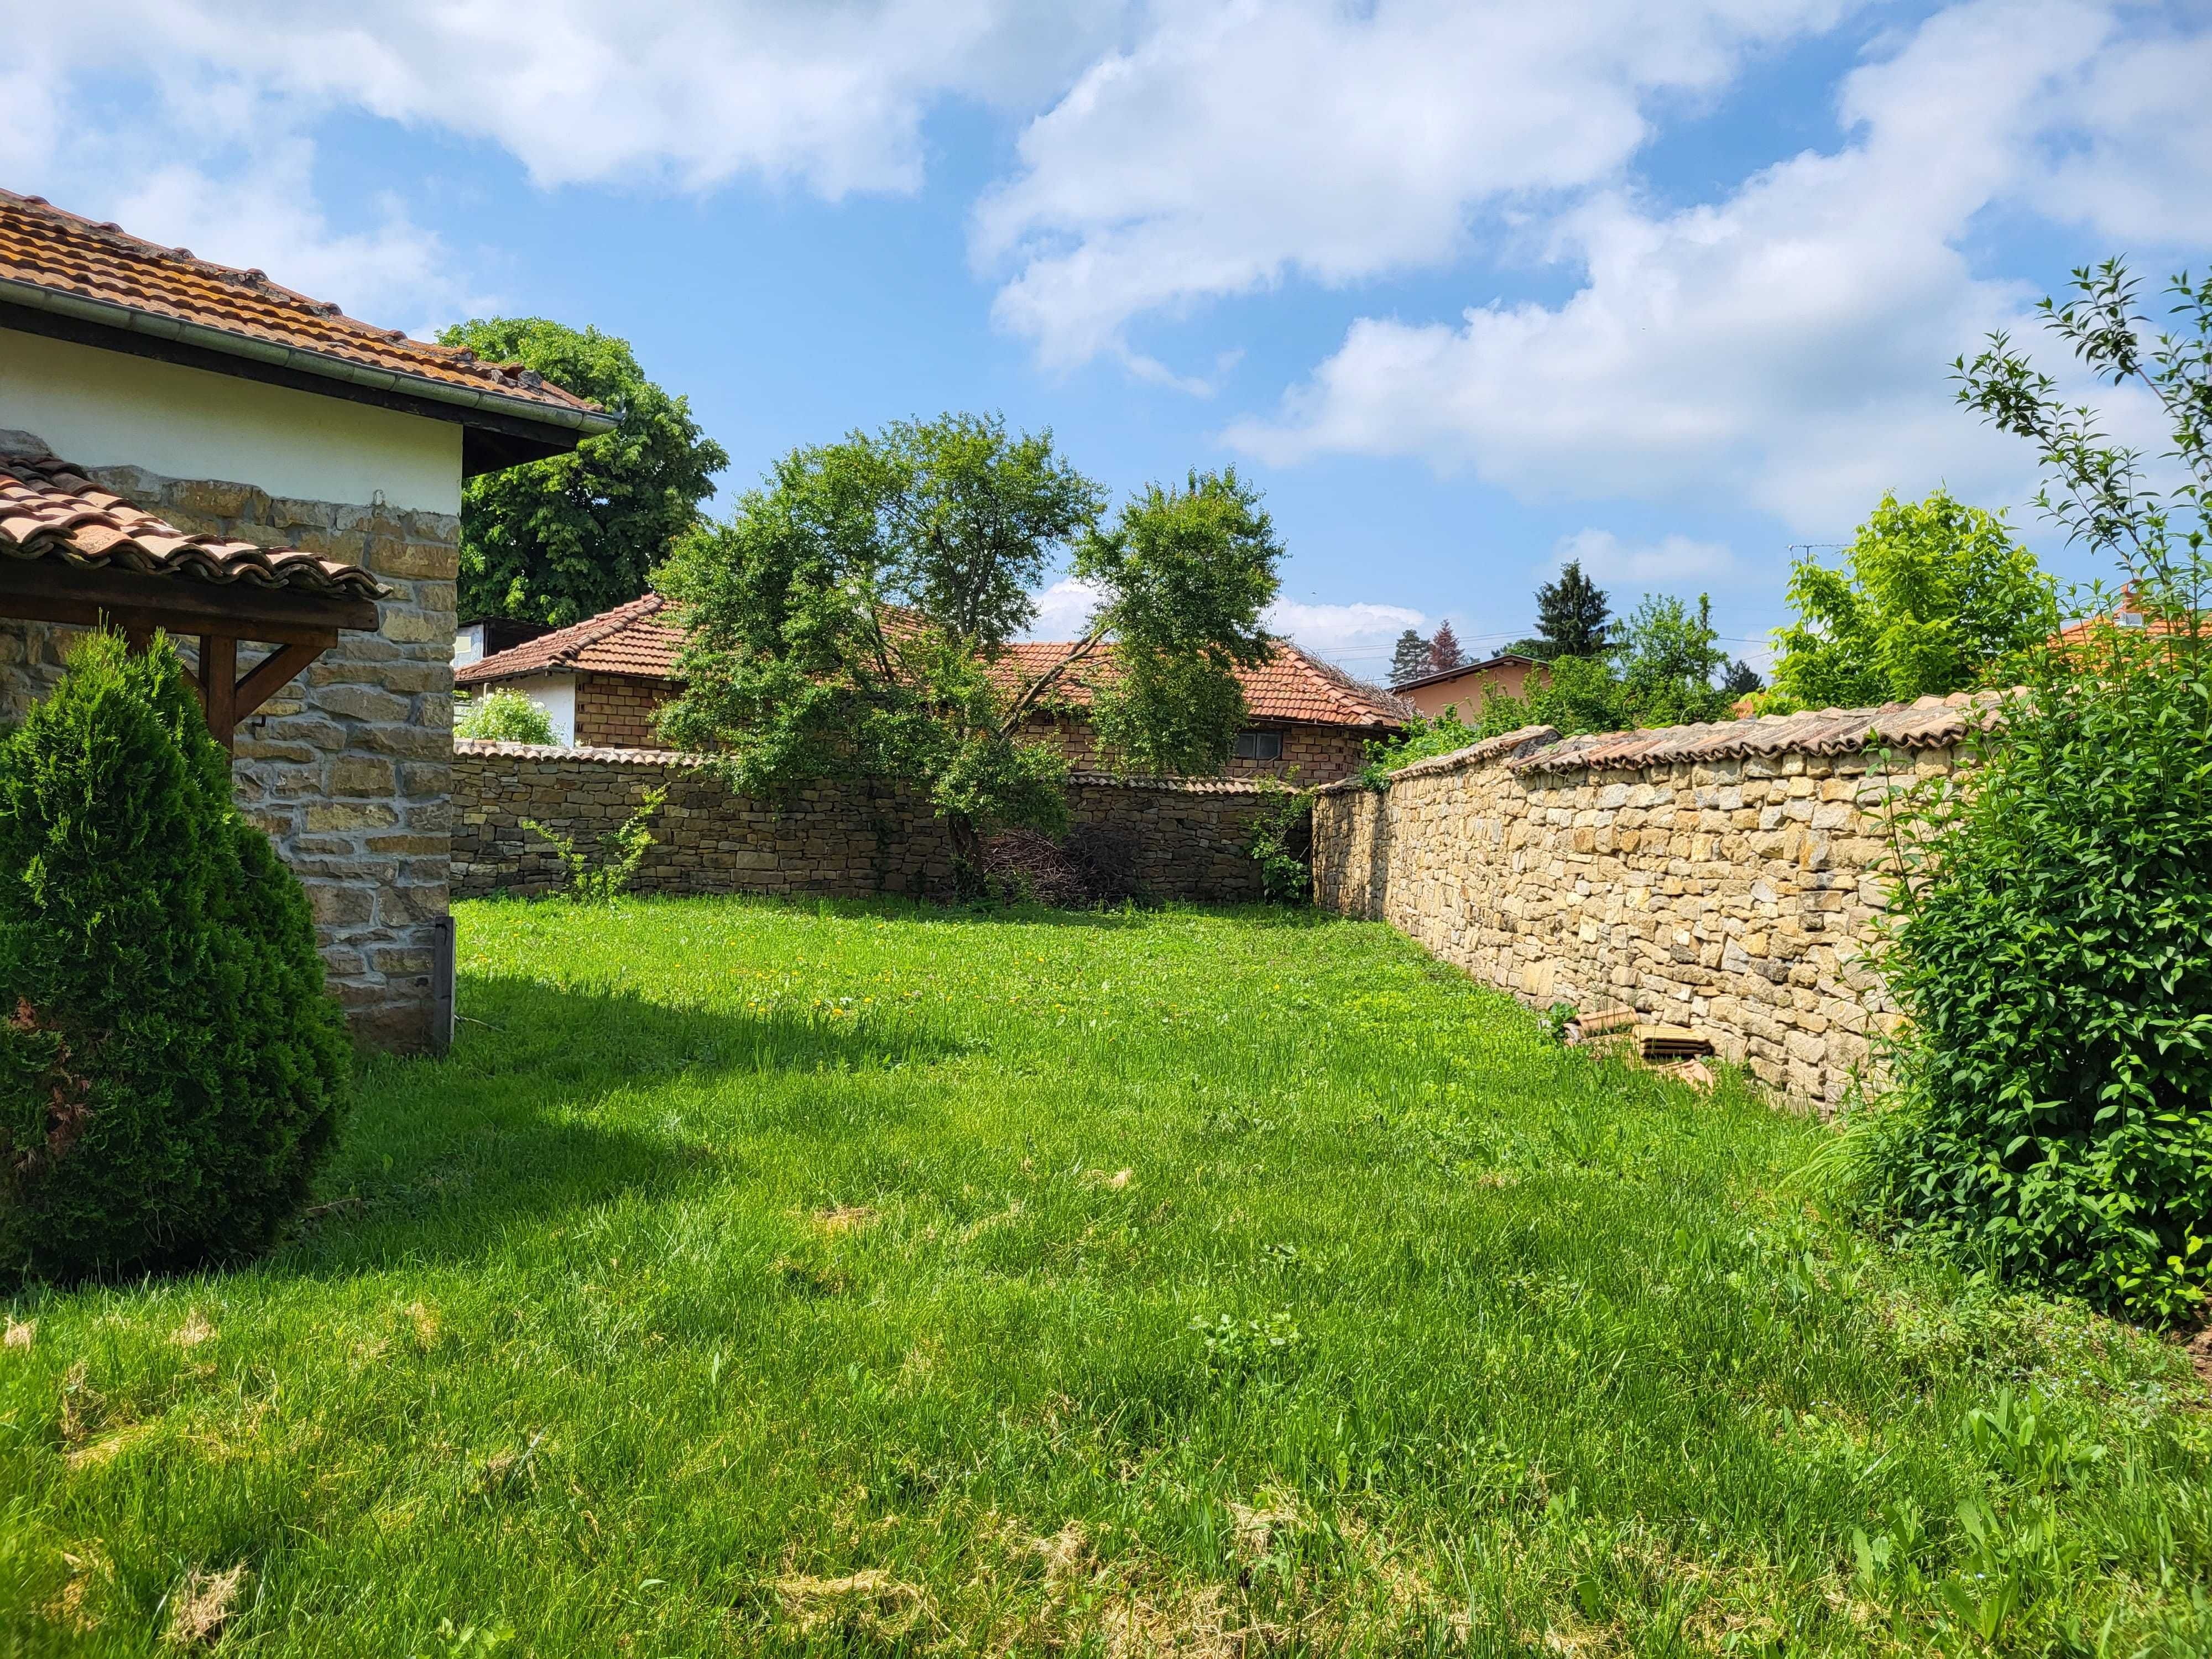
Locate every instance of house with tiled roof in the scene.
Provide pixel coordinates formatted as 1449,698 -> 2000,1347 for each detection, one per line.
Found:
0,187 -> 612,1050
455,594 -> 1413,782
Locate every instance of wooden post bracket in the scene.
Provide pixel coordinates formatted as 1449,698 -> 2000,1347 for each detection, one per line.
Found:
195,633 -> 335,751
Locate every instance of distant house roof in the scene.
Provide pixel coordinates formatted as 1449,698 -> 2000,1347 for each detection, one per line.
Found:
1391,652 -> 1542,695
0,189 -> 615,471
1,450 -> 384,599
993,639 -> 1415,729
455,593 -> 680,685
457,596 -> 1415,729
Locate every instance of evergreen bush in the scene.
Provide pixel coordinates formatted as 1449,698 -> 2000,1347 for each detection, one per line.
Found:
0,633 -> 351,1280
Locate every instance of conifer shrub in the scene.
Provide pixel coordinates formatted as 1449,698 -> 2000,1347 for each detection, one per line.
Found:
0,633 -> 351,1281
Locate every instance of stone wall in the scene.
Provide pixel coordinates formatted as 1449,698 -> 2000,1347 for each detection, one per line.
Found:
1017,714 -> 1371,785
1312,702 -> 1989,1108
0,466 -> 456,1053
575,672 -> 676,749
451,740 -> 1280,904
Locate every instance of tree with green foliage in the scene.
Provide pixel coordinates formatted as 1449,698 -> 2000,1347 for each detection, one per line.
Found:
655,413 -> 1280,881
1768,489 -> 2057,711
1388,628 -> 1432,685
1845,262 -> 2212,1322
1615,593 -> 1731,728
1721,659 -> 1764,698
1530,559 -> 1611,659
442,317 -> 729,628
455,687 -> 558,746
0,633 -> 351,1281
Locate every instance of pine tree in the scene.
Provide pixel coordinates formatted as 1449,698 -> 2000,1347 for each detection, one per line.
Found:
1722,659 -> 1764,697
1426,619 -> 1467,674
1389,628 -> 1433,685
1535,560 -> 1611,658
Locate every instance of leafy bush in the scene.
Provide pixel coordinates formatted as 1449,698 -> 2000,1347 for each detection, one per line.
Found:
1847,261 -> 2212,1323
1855,625 -> 2212,1321
523,786 -> 667,902
456,688 -> 558,746
0,633 -> 352,1280
1355,712 -> 1479,789
1243,781 -> 1313,902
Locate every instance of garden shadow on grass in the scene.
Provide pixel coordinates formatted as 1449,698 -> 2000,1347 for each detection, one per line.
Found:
275,978 -> 958,1276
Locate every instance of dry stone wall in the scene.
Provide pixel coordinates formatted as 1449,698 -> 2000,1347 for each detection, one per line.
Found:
1312,701 -> 1990,1108
452,742 -> 1280,904
0,465 -> 455,1053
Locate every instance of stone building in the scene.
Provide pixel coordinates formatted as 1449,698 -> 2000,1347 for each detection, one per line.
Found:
0,188 -> 611,1051
456,593 -> 1414,784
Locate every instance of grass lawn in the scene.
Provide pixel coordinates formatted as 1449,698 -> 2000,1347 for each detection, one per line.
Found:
5,898 -> 2211,1656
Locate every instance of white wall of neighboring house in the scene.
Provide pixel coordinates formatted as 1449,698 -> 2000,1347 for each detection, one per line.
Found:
493,672 -> 577,746
0,329 -> 463,513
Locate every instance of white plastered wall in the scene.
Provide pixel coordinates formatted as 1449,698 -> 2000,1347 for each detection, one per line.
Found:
499,672 -> 576,746
0,328 -> 462,513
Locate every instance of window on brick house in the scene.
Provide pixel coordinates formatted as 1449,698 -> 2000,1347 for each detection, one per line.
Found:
1233,729 -> 1284,760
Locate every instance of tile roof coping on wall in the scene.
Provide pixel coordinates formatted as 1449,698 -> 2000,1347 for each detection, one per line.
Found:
1314,691 -> 2012,794
1390,651 -> 1543,695
454,735 -> 1276,793
454,592 -> 678,685
0,189 -> 614,437
0,450 -> 387,598
460,596 -> 1417,731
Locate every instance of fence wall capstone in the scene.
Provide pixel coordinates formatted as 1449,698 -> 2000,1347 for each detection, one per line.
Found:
452,740 -> 1280,904
1311,696 -> 1999,1108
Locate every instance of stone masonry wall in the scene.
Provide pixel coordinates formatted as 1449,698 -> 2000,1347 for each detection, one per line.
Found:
452,740 -> 1279,904
1017,714 -> 1371,785
0,466 -> 455,1053
1312,721 -> 1967,1108
575,672 -> 676,749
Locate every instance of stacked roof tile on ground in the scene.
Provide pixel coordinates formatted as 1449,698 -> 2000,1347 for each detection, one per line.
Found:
0,452 -> 385,598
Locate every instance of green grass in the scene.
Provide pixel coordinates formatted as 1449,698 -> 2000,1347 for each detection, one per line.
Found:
5,898 -> 2211,1656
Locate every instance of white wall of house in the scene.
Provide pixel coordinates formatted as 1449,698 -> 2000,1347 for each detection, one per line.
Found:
494,672 -> 576,746
0,329 -> 463,514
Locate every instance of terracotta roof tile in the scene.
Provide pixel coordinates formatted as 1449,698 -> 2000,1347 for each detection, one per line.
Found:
992,638 -> 1415,729
461,600 -> 1415,731
453,593 -> 681,684
0,190 -> 606,428
0,452 -> 385,598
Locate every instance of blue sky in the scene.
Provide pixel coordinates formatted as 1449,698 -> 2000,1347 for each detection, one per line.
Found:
7,1 -> 2208,678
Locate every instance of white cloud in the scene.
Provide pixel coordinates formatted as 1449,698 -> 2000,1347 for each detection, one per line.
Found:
974,0 -> 1858,370
1549,529 -> 1736,585
1225,0 -> 2211,531
1265,599 -> 1430,667
1023,577 -> 1109,640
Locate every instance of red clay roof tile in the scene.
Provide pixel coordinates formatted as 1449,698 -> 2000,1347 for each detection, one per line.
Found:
454,593 -> 680,684
0,452 -> 385,598
0,190 -> 605,427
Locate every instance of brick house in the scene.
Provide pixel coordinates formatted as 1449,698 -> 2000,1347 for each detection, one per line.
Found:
455,593 -> 1412,783
0,189 -> 611,1050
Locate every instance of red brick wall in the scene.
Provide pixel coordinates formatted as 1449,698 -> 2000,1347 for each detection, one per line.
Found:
574,673 -> 678,749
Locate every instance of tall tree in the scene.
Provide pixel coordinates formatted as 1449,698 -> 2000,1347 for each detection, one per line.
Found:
1768,489 -> 2057,712
1532,560 -> 1611,658
1389,628 -> 1433,685
1616,593 -> 1731,727
442,317 -> 729,628
1425,619 -> 1466,674
655,416 -> 1280,881
1721,659 -> 1765,697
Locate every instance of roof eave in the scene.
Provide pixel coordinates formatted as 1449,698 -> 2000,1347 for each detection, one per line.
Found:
0,276 -> 619,442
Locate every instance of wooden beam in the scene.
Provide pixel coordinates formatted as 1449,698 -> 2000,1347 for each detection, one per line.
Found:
0,556 -> 378,643
231,638 -> 330,723
199,634 -> 238,748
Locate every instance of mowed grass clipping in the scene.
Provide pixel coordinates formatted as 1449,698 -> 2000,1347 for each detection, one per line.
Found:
4,898 -> 2211,1656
